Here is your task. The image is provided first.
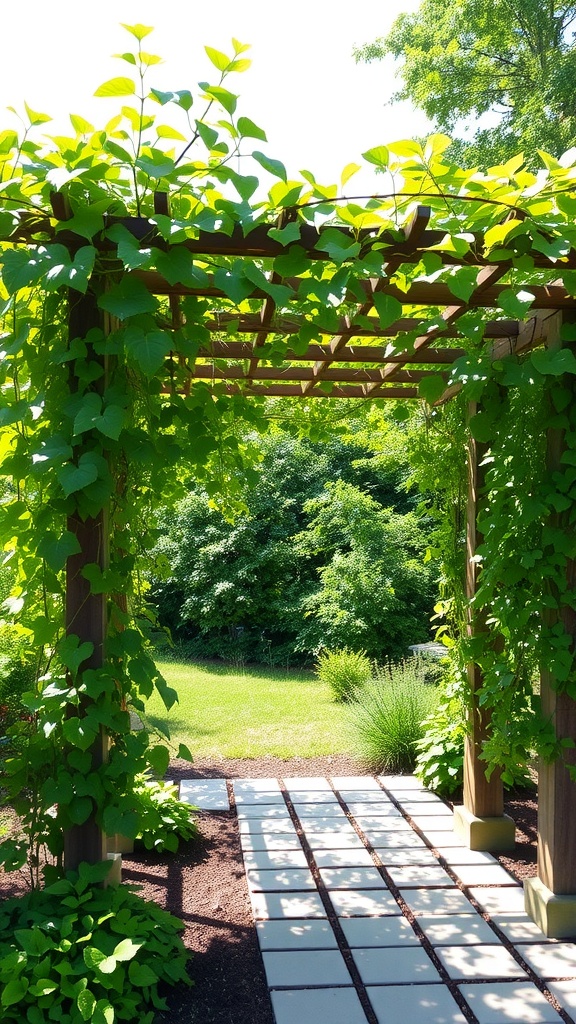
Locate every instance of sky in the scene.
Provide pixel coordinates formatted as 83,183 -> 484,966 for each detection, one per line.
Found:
0,0 -> 431,195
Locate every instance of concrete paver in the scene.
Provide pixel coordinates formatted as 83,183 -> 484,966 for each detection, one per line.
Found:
242,848 -> 309,870
459,981 -> 563,1023
418,914 -> 500,946
250,891 -> 327,920
293,803 -> 348,818
379,775 -> 429,790
371,831 -> 431,849
246,868 -> 316,892
436,847 -> 498,866
234,778 -> 281,793
366,983 -> 467,1024
238,818 -> 298,834
179,778 -> 229,810
319,867 -> 387,890
546,981 -> 576,1015
386,864 -> 456,888
262,948 -> 351,987
376,847 -> 440,866
345,804 -> 401,818
304,831 -> 366,850
329,889 -> 401,916
352,945 -> 441,985
270,987 -> 369,1024
490,913 -> 556,944
340,915 -> 420,947
236,805 -> 292,820
256,919 -> 338,950
436,944 -> 527,980
410,814 -> 459,832
240,833 -> 303,852
283,777 -> 333,792
469,886 -> 526,914
234,791 -> 286,805
449,863 -> 518,887
332,776 -> 383,791
400,887 -> 478,916
289,791 -> 339,804
516,942 -> 576,978
401,801 -> 451,816
296,817 -> 357,834
313,848 -> 375,868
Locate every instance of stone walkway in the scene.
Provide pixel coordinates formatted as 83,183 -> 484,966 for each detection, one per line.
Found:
180,775 -> 576,1024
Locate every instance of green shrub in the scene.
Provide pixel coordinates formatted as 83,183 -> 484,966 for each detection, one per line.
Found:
350,657 -> 439,772
0,861 -> 192,1023
134,773 -> 199,853
315,648 -> 372,703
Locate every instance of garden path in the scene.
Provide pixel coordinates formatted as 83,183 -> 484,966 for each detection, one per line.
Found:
179,774 -> 576,1024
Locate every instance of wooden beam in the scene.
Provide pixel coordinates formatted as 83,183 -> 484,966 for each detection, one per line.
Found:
198,340 -> 466,364
190,364 -> 438,383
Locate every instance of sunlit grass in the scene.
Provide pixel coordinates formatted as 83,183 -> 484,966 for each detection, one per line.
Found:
144,659 -> 354,759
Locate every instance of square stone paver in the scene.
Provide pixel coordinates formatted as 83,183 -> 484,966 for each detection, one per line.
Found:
329,889 -> 401,916
410,814 -> 457,833
401,801 -> 450,816
270,987 -> 368,1024
179,779 -> 229,810
340,915 -> 419,947
319,867 -> 387,889
352,815 -> 407,831
242,849 -> 308,870
250,891 -> 327,920
246,868 -> 316,892
547,981 -> 576,1015
459,982 -> 563,1023
353,945 -> 440,985
516,943 -> 576,978
386,864 -> 455,888
304,831 -> 366,851
234,778 -> 281,793
298,818 -> 357,834
262,949 -> 351,988
342,790 -> 393,803
395,791 -> 446,805
314,848 -> 375,869
289,792 -> 340,804
437,847 -> 498,866
256,919 -> 338,950
332,776 -> 382,791
234,791 -> 286,806
284,777 -> 333,792
451,864 -> 518,887
377,847 -> 440,866
238,818 -> 298,834
294,803 -> 348,818
400,888 -> 477,916
425,831 -> 467,848
371,831 -> 430,849
468,887 -> 526,915
491,913 -> 553,944
379,775 -> 428,790
346,804 -> 400,819
418,914 -> 499,946
366,983 -> 467,1024
240,833 -> 303,852
436,944 -> 527,980
236,805 -> 292,820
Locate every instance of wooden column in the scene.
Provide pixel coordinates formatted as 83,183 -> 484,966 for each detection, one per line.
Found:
63,287 -> 109,872
453,401 -> 515,849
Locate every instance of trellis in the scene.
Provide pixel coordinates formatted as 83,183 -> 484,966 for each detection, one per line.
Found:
3,191 -> 576,936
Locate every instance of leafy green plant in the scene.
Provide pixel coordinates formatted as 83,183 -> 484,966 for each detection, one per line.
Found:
0,861 -> 191,1023
414,669 -> 467,795
315,648 -> 372,703
350,657 -> 439,772
134,773 -> 198,853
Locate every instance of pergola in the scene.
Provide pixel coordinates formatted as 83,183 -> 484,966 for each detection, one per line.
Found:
3,191 -> 575,937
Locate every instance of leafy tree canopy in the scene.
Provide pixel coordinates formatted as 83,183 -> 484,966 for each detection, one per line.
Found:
354,0 -> 576,166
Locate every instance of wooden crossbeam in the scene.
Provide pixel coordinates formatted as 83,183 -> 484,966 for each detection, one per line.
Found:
190,365 -> 440,384
201,313 -> 519,341
214,383 -> 420,399
197,341 -> 466,364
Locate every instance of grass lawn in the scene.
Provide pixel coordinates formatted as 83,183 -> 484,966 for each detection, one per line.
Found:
144,659 -> 354,759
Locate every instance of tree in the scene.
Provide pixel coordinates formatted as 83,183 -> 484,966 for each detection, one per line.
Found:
354,0 -> 576,166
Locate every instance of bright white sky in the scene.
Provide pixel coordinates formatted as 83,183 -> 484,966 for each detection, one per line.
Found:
0,0 -> 431,195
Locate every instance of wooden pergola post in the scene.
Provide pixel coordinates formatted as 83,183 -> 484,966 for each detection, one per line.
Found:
63,286 -> 109,874
525,323 -> 576,936
453,402 -> 515,850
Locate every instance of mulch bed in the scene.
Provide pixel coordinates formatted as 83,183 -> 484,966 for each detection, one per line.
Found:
0,756 -> 540,1024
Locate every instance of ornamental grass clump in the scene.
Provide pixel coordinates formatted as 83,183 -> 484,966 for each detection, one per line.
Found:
315,648 -> 373,703
350,657 -> 439,772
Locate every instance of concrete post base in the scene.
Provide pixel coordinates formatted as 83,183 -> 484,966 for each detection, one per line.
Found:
107,833 -> 135,855
525,876 -> 576,939
453,804 -> 516,851
104,852 -> 122,888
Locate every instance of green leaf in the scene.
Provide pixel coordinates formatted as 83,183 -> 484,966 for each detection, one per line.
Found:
531,347 -> 576,376
37,530 -> 81,571
73,394 -> 125,441
214,267 -> 254,304
418,374 -> 447,404
316,228 -> 360,264
372,292 -> 403,329
237,116 -> 267,142
57,454 -> 99,496
268,222 -> 302,246
93,1001 -> 115,1024
497,288 -> 535,319
147,744 -> 170,776
70,114 -> 95,134
252,150 -> 287,182
200,84 -> 237,115
1,978 -> 28,1007
77,989 -> 97,1022
177,743 -> 194,762
113,938 -> 143,962
205,46 -> 231,71
128,961 -> 158,986
121,22 -> 154,40
1,248 -> 45,293
63,719 -> 99,754
155,247 -> 210,288
29,978 -> 58,997
362,145 -> 389,167
15,929 -> 54,957
83,947 -> 107,970
58,635 -> 94,673
94,77 -> 136,98
446,267 -> 479,302
99,276 -> 158,320
468,412 -> 496,443
124,326 -> 171,376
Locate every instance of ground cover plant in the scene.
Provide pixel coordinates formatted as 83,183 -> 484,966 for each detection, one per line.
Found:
144,660 -> 353,758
